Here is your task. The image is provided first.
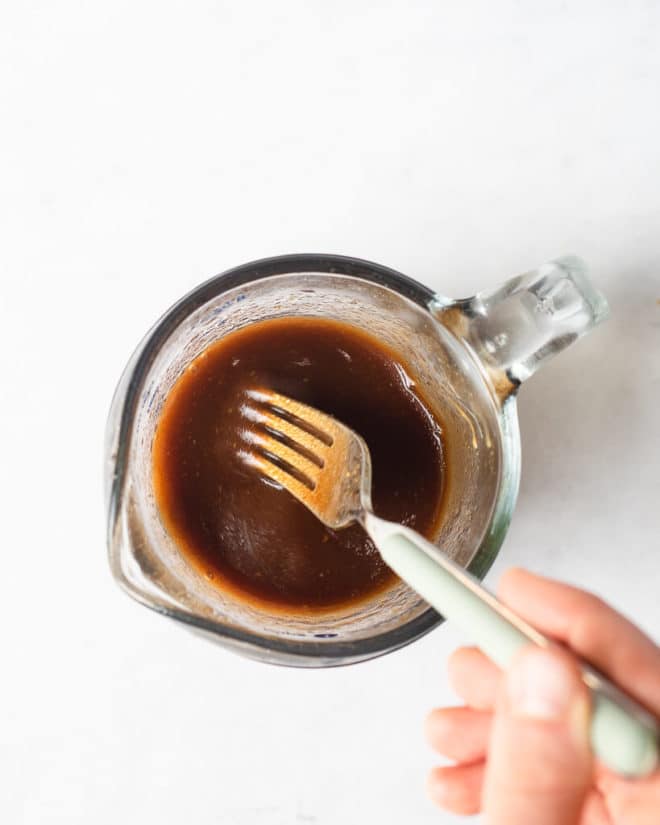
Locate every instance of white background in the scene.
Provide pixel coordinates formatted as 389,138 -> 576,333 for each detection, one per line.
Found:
1,2 -> 659,823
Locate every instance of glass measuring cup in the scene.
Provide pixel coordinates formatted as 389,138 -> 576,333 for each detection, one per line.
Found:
105,254 -> 608,666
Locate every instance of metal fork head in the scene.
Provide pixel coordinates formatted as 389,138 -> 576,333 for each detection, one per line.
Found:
238,389 -> 373,529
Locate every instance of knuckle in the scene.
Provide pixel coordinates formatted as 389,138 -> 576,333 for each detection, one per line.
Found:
569,595 -> 611,646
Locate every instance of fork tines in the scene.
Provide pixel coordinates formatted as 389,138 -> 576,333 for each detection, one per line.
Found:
238,389 -> 333,495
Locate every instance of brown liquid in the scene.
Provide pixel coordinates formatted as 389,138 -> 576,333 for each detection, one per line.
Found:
153,317 -> 445,612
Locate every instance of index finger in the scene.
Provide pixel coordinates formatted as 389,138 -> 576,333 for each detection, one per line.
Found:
498,568 -> 660,716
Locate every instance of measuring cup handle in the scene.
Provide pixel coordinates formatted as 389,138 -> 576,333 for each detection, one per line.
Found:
430,256 -> 610,400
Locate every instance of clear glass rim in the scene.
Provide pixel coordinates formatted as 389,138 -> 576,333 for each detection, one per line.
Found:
106,253 -> 520,666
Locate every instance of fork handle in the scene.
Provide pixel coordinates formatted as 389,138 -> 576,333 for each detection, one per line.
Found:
364,513 -> 659,778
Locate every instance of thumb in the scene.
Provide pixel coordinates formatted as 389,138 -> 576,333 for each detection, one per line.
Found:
483,646 -> 593,825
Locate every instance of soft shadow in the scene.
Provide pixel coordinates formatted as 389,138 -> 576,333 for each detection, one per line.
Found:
514,276 -> 658,513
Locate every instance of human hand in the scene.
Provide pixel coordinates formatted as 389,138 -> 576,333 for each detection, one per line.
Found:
425,568 -> 660,824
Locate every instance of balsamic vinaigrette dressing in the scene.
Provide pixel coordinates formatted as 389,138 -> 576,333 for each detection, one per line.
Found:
153,317 -> 446,612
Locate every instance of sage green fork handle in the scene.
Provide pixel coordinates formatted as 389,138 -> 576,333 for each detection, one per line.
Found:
365,515 -> 659,778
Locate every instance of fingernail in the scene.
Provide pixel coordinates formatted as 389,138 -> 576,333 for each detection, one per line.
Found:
507,648 -> 576,720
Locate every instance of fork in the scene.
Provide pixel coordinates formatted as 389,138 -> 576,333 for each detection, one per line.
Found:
239,388 -> 659,778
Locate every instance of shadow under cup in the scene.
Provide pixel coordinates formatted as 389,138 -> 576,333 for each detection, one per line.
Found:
107,256 -> 515,666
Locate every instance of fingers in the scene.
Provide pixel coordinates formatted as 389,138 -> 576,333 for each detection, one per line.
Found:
425,706 -> 492,762
429,571 -> 660,822
427,761 -> 485,815
499,568 -> 660,714
597,769 -> 660,825
448,645 -> 501,709
580,791 -> 614,825
483,646 -> 593,825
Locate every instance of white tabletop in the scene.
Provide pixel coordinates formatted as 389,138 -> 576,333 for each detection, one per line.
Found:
2,2 -> 659,823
